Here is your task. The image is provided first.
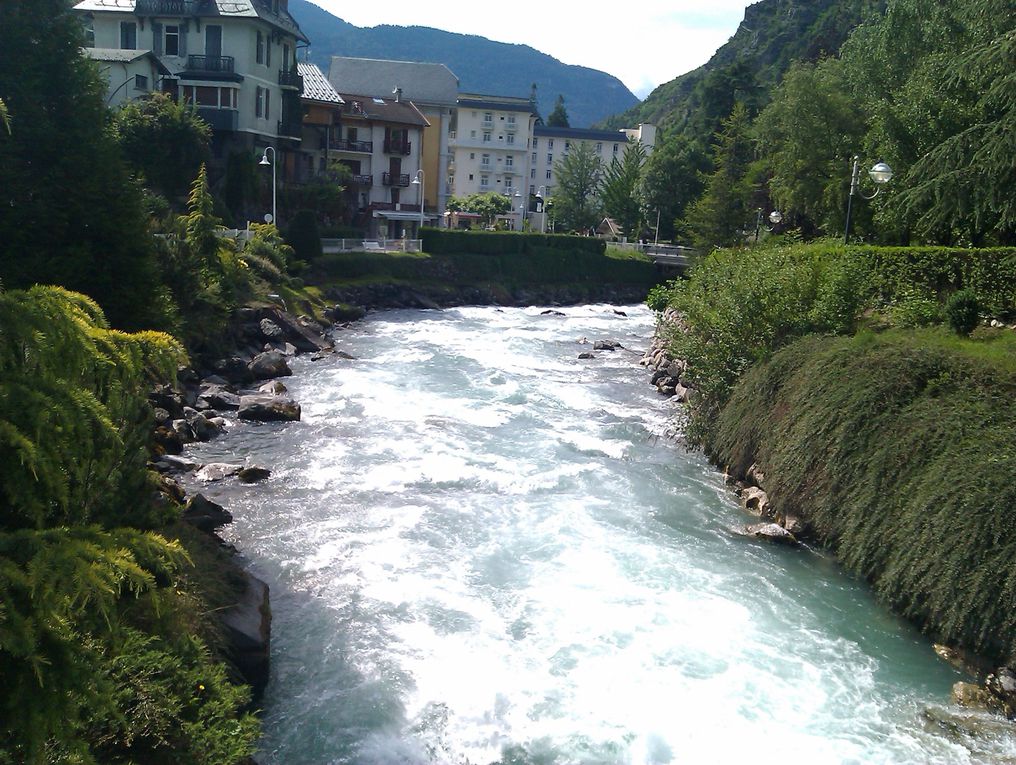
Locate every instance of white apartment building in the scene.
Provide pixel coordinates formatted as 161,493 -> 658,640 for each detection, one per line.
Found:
529,123 -> 657,200
448,94 -> 539,227
74,0 -> 307,162
332,91 -> 430,238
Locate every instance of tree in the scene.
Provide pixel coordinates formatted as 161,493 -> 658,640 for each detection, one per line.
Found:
552,141 -> 602,232
681,102 -> 756,250
0,0 -> 170,330
0,97 -> 9,133
111,93 -> 212,201
600,140 -> 648,239
464,192 -> 513,227
753,58 -> 865,236
640,132 -> 709,242
547,94 -> 570,128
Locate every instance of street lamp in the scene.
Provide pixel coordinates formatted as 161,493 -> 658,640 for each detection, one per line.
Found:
410,169 -> 425,236
844,155 -> 893,243
755,209 -> 782,243
258,147 -> 276,226
513,188 -> 524,231
534,185 -> 547,234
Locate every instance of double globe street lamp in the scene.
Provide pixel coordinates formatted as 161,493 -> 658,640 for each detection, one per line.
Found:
755,208 -> 783,243
844,156 -> 893,243
534,185 -> 547,234
410,169 -> 425,236
258,146 -> 276,226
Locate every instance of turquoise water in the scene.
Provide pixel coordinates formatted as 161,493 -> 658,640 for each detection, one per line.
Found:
186,305 -> 1015,764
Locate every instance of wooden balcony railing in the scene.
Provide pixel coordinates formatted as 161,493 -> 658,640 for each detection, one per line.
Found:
382,172 -> 410,187
383,139 -> 411,156
329,138 -> 373,153
186,55 -> 234,75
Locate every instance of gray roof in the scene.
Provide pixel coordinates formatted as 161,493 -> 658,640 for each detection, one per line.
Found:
328,57 -> 458,107
535,125 -> 631,142
458,94 -> 536,115
73,0 -> 308,43
339,94 -> 430,127
298,62 -> 343,105
84,47 -> 172,73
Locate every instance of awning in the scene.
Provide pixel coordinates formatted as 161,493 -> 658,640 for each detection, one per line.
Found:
372,210 -> 437,221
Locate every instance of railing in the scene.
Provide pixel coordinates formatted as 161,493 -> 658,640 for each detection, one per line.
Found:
322,238 -> 422,254
277,120 -> 302,138
505,121 -> 517,132
196,107 -> 238,132
135,0 -> 189,14
382,172 -> 410,187
279,68 -> 303,90
481,120 -> 494,129
329,138 -> 373,153
383,139 -> 411,156
186,55 -> 234,74
351,174 -> 373,186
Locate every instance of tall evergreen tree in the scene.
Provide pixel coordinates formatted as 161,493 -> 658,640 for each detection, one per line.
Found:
599,140 -> 647,239
547,95 -> 570,128
552,141 -> 602,232
640,133 -> 709,243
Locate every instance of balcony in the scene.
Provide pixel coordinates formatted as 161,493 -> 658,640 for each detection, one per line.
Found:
279,68 -> 303,91
329,138 -> 373,153
135,0 -> 189,14
383,139 -> 411,156
481,120 -> 494,129
506,121 -> 517,132
185,55 -> 237,80
382,172 -> 410,187
277,120 -> 302,139
196,107 -> 238,132
351,174 -> 373,186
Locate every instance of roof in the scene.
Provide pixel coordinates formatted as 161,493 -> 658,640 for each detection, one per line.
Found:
535,125 -> 632,142
458,94 -> 536,115
339,94 -> 430,127
83,47 -> 171,74
72,0 -> 308,43
328,57 -> 458,107
298,62 -> 343,105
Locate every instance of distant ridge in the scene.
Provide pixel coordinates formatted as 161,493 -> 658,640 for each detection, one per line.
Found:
289,0 -> 640,128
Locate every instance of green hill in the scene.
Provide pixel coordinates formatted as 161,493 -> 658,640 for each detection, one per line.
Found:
289,0 -> 639,128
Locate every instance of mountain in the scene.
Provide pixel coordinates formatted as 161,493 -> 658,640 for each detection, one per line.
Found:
288,0 -> 639,128
600,0 -> 883,137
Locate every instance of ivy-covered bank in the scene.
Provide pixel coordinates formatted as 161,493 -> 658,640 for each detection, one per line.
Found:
651,241 -> 1016,672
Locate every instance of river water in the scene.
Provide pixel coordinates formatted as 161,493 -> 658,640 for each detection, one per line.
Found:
186,305 -> 1015,765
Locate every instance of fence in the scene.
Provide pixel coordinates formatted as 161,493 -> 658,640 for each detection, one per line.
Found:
321,238 -> 423,254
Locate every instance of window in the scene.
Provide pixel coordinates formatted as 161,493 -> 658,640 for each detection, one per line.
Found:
532,152 -> 537,163
530,169 -> 536,179
533,138 -> 538,148
565,141 -> 571,150
265,89 -> 270,120
256,31 -> 265,64
483,132 -> 491,143
470,130 -> 476,139
505,155 -> 514,167
469,152 -> 475,160
506,134 -> 515,144
255,86 -> 264,118
480,175 -> 490,188
134,74 -> 149,90
483,112 -> 493,123
596,142 -> 602,152
83,16 -> 95,47
547,153 -> 552,164
469,174 -> 474,181
546,169 -> 552,179
507,115 -> 516,126
120,21 -> 137,50
548,139 -> 554,149
481,153 -> 491,167
613,143 -> 619,153
530,184 -> 535,194
165,25 -> 180,56
266,36 -> 271,67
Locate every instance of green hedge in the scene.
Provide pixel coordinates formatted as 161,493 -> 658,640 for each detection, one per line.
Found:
421,229 -> 606,258
711,330 -> 1016,662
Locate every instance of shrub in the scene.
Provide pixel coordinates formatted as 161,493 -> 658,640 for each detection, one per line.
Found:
889,288 -> 942,328
284,209 -> 323,262
945,289 -> 980,335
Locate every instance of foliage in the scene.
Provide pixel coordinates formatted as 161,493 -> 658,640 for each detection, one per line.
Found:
0,0 -> 171,330
447,192 -> 513,227
546,94 -> 570,127
710,330 -> 1016,663
241,222 -> 296,283
223,151 -> 260,227
681,103 -> 756,250
552,141 -> 603,232
888,288 -> 941,328
421,229 -> 604,257
640,132 -> 708,242
0,97 -> 9,133
284,210 -> 323,262
945,289 -> 980,336
280,162 -> 351,225
599,140 -> 647,239
110,93 -> 212,201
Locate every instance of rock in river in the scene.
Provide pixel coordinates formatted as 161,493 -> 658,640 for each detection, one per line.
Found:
238,394 -> 301,422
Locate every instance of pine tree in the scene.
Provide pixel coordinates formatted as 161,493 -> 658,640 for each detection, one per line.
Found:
547,94 -> 570,128
552,142 -> 602,232
600,140 -> 648,239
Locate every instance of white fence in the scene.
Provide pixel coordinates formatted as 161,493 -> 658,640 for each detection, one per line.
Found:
321,238 -> 423,254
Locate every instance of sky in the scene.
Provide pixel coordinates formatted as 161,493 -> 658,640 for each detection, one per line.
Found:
306,0 -> 756,98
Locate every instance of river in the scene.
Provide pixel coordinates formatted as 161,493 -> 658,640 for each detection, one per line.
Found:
185,304 -> 1015,765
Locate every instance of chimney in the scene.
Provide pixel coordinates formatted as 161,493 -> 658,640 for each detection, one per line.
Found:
393,87 -> 402,103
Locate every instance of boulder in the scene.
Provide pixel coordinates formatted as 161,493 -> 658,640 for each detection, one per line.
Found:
934,644 -> 992,677
258,380 -> 288,395
171,419 -> 195,444
742,487 -> 772,518
613,310 -> 628,317
190,415 -> 224,442
152,407 -> 171,425
923,705 -> 1016,740
238,394 -> 301,422
742,522 -> 798,546
952,682 -> 1006,715
578,352 -> 597,359
747,463 -> 767,488
182,493 -> 233,532
158,475 -> 186,505
238,466 -> 271,484
985,668 -> 1016,711
593,340 -> 621,351
149,387 -> 186,420
150,426 -> 184,456
219,572 -> 271,697
324,303 -> 366,323
248,351 -> 292,381
153,454 -> 200,473
674,384 -> 690,403
335,350 -> 356,360
779,514 -> 807,536
195,462 -> 244,482
201,374 -> 230,387
212,356 -> 254,386
665,360 -> 685,379
199,385 -> 241,411
259,318 -> 284,340
541,309 -> 566,316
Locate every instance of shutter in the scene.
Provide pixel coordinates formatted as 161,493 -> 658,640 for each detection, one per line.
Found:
179,23 -> 188,57
152,22 -> 163,56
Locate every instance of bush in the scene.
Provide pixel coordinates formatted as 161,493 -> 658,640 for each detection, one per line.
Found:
284,209 -> 322,262
421,229 -> 605,258
945,289 -> 980,335
889,288 -> 942,328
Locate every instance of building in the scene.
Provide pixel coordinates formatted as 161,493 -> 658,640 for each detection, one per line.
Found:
448,94 -> 539,228
83,48 -> 172,108
529,123 -> 656,201
328,57 -> 459,219
74,0 -> 308,165
333,91 -> 430,238
294,62 -> 344,184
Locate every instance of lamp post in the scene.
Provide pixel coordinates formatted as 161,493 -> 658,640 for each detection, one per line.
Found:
653,208 -> 661,247
844,155 -> 893,244
513,188 -> 524,231
534,185 -> 547,234
755,209 -> 782,243
258,146 -> 277,226
410,169 -> 425,237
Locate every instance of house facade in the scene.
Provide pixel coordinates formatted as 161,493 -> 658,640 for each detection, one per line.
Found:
332,92 -> 430,238
74,0 -> 308,165
83,48 -> 172,108
328,57 -> 458,219
448,94 -> 539,228
294,62 -> 344,184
